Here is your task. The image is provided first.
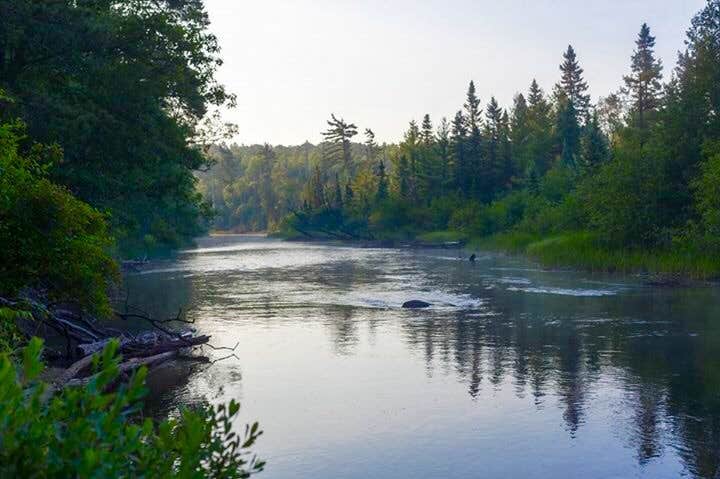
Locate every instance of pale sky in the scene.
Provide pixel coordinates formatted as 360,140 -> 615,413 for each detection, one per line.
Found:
205,0 -> 706,145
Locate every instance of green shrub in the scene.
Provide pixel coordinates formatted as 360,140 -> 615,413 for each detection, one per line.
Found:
0,122 -> 117,315
0,338 -> 264,478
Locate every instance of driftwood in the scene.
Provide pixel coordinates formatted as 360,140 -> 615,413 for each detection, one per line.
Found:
2,292 -> 217,395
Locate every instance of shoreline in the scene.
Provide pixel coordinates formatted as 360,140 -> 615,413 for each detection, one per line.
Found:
275,228 -> 720,284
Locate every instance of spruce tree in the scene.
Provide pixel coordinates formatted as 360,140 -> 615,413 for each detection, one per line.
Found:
464,81 -> 484,199
436,117 -> 452,195
451,110 -> 469,195
396,154 -> 411,200
376,159 -> 388,202
526,80 -> 554,176
499,110 -> 514,191
421,114 -> 434,147
579,111 -> 609,173
511,93 -> 531,178
556,45 -> 591,120
558,100 -> 581,170
484,96 -> 502,199
624,23 -> 663,131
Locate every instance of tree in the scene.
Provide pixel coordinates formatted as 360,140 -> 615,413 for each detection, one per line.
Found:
436,117 -> 452,195
484,97 -> 502,198
624,23 -> 663,133
376,159 -> 389,202
364,128 -> 379,162
579,111 -> 609,174
0,0 -> 234,255
451,110 -> 469,195
558,99 -> 582,170
395,154 -> 411,200
421,114 -> 434,147
464,82 -> 484,198
556,45 -> 591,121
304,165 -> 326,210
322,113 -> 358,174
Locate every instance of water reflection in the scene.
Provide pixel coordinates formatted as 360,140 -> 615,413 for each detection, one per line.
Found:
124,235 -> 720,479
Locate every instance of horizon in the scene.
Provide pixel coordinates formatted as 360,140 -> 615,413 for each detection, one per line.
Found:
206,0 -> 706,146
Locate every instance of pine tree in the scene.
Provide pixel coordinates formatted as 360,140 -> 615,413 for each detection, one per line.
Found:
451,110 -> 469,195
558,100 -> 581,170
511,93 -> 531,177
624,23 -> 663,132
464,81 -> 484,199
304,164 -> 326,210
499,110 -> 514,191
333,174 -> 343,209
421,114 -> 434,147
484,96 -> 502,199
322,114 -> 358,174
436,117 -> 452,195
579,111 -> 609,173
526,80 -> 554,176
396,154 -> 411,200
345,179 -> 354,203
556,45 -> 591,120
528,79 -> 544,107
376,159 -> 388,202
364,128 -> 379,162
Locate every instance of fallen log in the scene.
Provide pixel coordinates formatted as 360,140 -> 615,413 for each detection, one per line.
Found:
65,351 -> 178,388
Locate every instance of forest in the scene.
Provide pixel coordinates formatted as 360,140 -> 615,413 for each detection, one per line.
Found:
199,7 -> 720,278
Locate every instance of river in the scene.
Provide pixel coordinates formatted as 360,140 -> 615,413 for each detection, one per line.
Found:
123,234 -> 720,478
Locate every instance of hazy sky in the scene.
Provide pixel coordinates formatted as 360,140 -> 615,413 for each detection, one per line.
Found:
205,0 -> 706,145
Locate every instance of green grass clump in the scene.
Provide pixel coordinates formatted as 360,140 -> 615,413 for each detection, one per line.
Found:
524,231 -> 720,279
416,230 -> 468,244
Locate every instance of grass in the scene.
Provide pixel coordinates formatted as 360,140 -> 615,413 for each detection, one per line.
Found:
416,230 -> 469,244
474,230 -> 720,280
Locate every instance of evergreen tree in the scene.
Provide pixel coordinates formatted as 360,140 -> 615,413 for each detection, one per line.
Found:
526,80 -> 555,176
528,79 -> 545,107
436,117 -> 452,195
451,110 -> 469,195
396,154 -> 411,200
322,114 -> 358,173
579,111 -> 609,173
624,23 -> 663,132
364,128 -> 379,162
556,45 -> 591,120
305,164 -> 326,210
484,96 -> 502,199
345,179 -> 354,203
464,81 -> 484,198
558,100 -> 581,170
421,114 -> 434,146
333,174 -> 344,209
376,159 -> 388,202
499,110 -> 514,190
511,93 -> 531,178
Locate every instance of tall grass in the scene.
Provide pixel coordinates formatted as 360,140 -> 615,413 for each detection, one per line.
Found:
483,230 -> 720,280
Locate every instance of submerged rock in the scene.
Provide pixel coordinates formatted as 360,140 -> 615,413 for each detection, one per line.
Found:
402,300 -> 432,309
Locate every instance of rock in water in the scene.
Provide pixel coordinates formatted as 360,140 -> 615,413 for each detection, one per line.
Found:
402,300 -> 432,309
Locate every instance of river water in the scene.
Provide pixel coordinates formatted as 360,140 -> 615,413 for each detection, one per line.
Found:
124,234 -> 720,478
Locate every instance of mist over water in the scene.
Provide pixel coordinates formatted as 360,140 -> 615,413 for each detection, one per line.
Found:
125,235 -> 720,479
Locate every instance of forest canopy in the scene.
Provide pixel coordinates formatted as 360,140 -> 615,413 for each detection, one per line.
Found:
198,2 -> 720,278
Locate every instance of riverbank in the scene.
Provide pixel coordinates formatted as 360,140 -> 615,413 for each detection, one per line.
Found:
280,226 -> 720,281
458,230 -> 720,281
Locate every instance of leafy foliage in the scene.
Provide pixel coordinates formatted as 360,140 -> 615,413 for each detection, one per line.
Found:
0,121 -> 117,315
0,337 -> 264,478
0,0 -> 232,255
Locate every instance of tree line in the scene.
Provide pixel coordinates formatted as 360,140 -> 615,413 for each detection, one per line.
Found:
203,2 -> 720,277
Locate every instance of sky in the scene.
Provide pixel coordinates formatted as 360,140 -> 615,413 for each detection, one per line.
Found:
204,0 -> 707,146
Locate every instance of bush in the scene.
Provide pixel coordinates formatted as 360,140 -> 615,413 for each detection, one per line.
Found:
0,122 -> 117,315
0,338 -> 264,478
